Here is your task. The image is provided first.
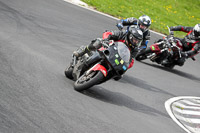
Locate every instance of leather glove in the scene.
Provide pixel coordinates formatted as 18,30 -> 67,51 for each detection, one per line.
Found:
116,23 -> 123,30
169,31 -> 174,36
169,26 -> 174,31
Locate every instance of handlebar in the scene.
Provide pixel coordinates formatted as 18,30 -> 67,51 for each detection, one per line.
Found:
101,40 -> 114,48
163,35 -> 182,58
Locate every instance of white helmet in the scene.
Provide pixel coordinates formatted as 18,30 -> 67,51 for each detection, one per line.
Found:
193,24 -> 200,37
138,15 -> 151,32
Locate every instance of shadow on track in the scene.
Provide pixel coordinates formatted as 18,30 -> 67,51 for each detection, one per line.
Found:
82,87 -> 170,118
119,75 -> 175,97
138,61 -> 200,82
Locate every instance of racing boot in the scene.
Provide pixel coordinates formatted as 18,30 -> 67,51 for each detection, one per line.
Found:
73,38 -> 102,57
73,46 -> 90,57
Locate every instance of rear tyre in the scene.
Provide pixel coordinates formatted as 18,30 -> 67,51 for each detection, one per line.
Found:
74,71 -> 104,91
64,66 -> 74,79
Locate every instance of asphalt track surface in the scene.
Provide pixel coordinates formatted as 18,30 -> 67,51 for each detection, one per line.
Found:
0,0 -> 200,133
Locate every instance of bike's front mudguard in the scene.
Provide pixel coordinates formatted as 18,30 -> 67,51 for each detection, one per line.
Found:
74,63 -> 108,91
86,63 -> 108,77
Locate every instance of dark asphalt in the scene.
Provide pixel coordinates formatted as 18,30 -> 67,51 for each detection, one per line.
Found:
0,0 -> 200,133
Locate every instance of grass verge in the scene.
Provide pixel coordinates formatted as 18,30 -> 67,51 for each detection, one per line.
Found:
82,0 -> 200,37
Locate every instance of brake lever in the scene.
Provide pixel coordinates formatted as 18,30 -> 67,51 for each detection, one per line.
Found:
101,41 -> 109,48
102,40 -> 114,47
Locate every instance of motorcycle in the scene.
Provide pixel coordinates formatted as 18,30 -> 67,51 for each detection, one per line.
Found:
64,40 -> 131,91
135,26 -> 184,69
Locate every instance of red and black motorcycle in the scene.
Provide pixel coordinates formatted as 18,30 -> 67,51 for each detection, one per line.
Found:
64,41 -> 130,91
135,27 -> 184,69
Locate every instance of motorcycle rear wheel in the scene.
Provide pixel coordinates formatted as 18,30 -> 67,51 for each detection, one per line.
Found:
74,71 -> 104,91
64,66 -> 74,79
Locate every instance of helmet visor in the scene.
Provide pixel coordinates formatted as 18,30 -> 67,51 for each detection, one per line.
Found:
129,34 -> 141,47
193,24 -> 200,37
139,24 -> 148,31
194,30 -> 200,37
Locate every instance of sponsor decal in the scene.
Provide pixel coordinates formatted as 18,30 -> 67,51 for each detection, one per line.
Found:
115,59 -> 119,65
151,46 -> 155,50
122,65 -> 127,70
115,54 -> 119,58
120,60 -> 124,64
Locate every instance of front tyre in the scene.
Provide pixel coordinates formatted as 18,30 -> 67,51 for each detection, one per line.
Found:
135,47 -> 151,61
74,71 -> 104,91
135,54 -> 147,61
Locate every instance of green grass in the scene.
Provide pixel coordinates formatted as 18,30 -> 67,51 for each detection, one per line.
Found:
82,0 -> 200,37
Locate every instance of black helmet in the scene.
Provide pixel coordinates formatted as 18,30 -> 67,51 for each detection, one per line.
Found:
127,27 -> 143,48
193,24 -> 200,38
138,15 -> 151,32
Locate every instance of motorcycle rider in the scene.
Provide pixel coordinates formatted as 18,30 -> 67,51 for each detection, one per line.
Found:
116,15 -> 151,53
162,24 -> 200,66
73,27 -> 143,70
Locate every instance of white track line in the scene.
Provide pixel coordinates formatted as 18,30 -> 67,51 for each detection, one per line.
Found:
174,102 -> 200,110
172,105 -> 200,116
173,112 -> 200,124
165,96 -> 200,133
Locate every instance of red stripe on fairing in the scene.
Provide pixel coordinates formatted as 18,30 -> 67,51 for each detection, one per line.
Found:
90,64 -> 107,77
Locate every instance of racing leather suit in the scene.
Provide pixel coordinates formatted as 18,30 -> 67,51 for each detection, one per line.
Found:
87,30 -> 139,69
117,17 -> 150,51
170,26 -> 200,65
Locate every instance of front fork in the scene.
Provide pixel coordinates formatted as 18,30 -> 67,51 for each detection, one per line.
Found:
71,55 -> 77,67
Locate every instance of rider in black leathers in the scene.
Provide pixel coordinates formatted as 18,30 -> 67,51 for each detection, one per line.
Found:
73,27 -> 143,69
116,15 -> 151,53
167,24 -> 200,66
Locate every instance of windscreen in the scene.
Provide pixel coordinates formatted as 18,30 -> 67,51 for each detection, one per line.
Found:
117,42 -> 130,63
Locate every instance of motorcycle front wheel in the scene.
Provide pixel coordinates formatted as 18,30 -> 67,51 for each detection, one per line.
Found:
135,54 -> 147,61
74,71 -> 104,91
135,47 -> 152,61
